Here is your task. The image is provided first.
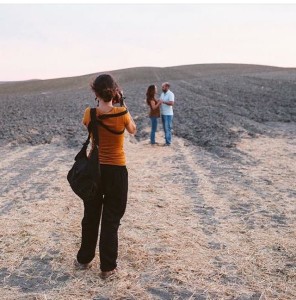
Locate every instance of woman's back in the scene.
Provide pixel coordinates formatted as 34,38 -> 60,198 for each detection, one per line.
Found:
83,106 -> 131,166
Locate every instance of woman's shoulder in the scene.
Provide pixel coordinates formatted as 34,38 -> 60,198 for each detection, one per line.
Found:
84,106 -> 91,113
114,106 -> 126,111
82,106 -> 91,126
112,106 -> 128,114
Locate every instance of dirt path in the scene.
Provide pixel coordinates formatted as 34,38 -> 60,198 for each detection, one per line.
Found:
0,124 -> 295,299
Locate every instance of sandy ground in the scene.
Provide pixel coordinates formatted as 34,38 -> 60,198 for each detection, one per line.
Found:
0,122 -> 295,300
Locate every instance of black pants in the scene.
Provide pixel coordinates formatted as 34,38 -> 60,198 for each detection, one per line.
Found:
77,164 -> 128,272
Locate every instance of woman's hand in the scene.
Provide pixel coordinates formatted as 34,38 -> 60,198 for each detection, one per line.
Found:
151,99 -> 162,110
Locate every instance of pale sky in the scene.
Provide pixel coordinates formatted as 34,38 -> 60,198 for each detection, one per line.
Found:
0,4 -> 296,81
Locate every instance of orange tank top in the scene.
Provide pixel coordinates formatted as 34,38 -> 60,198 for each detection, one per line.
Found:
82,106 -> 131,166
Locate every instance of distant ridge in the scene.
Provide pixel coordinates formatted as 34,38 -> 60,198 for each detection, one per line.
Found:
0,63 -> 295,95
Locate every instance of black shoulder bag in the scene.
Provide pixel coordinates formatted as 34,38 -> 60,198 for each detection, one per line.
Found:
67,108 -> 102,202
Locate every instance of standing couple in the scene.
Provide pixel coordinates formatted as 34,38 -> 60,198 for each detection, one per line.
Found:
146,82 -> 175,146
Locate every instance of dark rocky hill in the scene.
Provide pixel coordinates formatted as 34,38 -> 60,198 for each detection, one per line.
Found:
0,64 -> 295,155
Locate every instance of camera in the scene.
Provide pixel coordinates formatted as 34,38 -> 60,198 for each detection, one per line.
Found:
112,90 -> 126,107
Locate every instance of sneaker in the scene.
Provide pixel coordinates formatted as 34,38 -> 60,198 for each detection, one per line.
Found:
74,259 -> 92,270
99,268 -> 118,279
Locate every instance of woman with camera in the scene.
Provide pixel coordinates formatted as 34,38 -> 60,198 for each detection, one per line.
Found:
146,85 -> 162,145
75,74 -> 136,279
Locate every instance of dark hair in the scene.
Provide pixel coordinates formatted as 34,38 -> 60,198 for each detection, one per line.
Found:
146,85 -> 156,105
91,74 -> 119,103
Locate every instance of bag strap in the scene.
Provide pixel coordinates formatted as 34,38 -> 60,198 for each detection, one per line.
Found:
90,108 -> 99,146
83,135 -> 90,146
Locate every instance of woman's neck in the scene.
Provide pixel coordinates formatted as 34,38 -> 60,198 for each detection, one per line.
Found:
98,100 -> 113,113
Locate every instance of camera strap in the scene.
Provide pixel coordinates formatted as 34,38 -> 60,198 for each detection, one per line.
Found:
98,109 -> 128,120
96,109 -> 129,135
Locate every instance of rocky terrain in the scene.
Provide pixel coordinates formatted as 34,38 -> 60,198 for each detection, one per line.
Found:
0,64 -> 295,154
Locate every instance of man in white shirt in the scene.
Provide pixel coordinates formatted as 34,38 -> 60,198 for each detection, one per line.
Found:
160,82 -> 175,146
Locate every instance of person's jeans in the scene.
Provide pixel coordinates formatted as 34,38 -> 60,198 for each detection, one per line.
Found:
77,164 -> 128,272
161,115 -> 173,145
150,117 -> 158,144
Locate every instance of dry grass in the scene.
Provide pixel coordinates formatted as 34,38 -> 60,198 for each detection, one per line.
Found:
0,128 -> 295,299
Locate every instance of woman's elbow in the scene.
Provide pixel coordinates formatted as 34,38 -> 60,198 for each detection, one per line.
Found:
126,124 -> 137,135
130,126 -> 137,135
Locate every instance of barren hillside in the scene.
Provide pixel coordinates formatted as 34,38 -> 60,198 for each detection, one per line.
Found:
0,64 -> 295,154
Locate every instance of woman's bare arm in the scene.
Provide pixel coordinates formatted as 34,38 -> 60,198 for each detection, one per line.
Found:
150,100 -> 162,110
126,113 -> 137,134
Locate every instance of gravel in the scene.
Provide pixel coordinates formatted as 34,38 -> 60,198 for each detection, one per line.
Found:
0,64 -> 295,154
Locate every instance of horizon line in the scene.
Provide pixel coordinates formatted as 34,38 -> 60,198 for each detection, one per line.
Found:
1,62 -> 296,83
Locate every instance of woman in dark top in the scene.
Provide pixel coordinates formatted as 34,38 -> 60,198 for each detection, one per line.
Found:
146,85 -> 162,145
